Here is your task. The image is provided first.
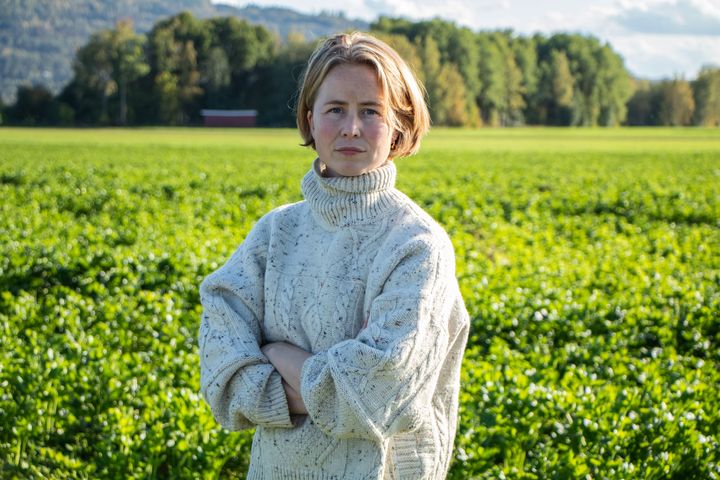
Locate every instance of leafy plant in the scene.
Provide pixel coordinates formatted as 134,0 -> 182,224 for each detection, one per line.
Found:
1,127 -> 718,479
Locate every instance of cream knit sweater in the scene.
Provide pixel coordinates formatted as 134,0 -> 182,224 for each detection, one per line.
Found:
199,159 -> 469,480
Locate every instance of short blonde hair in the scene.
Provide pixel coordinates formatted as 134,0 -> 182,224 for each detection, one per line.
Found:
296,32 -> 430,158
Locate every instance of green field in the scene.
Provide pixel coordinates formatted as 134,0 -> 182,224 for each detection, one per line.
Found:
1,127 -> 719,479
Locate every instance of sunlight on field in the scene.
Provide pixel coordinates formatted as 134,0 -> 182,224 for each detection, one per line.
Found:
1,127 -> 719,478
2,126 -> 719,153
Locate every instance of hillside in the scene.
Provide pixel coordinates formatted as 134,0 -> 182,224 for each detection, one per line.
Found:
0,0 -> 367,103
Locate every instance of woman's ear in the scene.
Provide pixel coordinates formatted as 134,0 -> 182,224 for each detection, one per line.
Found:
307,110 -> 314,137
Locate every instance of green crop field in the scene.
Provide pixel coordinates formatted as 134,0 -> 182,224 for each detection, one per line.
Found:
1,127 -> 719,479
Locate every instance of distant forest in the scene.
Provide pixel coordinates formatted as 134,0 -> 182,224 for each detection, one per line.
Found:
2,11 -> 719,127
0,0 -> 367,104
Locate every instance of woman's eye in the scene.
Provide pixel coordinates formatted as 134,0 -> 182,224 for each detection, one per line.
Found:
363,108 -> 379,116
327,107 -> 343,114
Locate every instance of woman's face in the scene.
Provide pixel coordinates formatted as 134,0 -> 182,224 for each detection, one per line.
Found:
308,63 -> 395,177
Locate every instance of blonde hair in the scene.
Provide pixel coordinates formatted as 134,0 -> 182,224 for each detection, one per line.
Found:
296,32 -> 430,158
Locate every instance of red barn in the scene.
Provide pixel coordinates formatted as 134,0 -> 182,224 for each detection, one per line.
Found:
201,109 -> 257,127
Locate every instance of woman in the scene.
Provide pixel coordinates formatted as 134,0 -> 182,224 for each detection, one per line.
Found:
199,32 -> 469,479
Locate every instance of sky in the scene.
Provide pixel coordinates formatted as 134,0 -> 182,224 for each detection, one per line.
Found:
215,0 -> 720,80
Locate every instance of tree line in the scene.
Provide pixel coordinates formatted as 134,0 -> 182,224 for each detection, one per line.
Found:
1,11 -> 719,127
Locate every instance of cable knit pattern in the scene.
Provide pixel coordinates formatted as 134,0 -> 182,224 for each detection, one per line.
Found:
199,159 -> 470,480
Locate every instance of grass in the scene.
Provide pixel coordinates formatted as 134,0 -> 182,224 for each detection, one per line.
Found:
1,127 -> 719,479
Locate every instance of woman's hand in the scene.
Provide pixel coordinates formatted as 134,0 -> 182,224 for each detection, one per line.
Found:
261,342 -> 312,414
282,379 -> 308,415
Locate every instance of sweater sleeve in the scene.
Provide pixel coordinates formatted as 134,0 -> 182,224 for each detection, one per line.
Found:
198,214 -> 294,431
299,235 -> 460,441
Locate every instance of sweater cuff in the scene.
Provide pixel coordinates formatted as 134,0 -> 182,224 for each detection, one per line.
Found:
255,370 -> 294,428
299,353 -> 329,427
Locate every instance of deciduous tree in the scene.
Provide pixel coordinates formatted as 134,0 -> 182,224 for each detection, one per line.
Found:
658,78 -> 695,126
692,66 -> 720,126
70,20 -> 148,125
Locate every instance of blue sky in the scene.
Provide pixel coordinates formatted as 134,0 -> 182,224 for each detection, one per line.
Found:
216,0 -> 720,79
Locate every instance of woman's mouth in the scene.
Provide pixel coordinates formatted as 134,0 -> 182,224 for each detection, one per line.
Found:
336,147 -> 364,155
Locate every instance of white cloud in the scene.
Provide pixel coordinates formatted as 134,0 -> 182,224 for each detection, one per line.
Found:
363,0 -> 512,25
610,0 -> 720,35
609,33 -> 720,78
595,0 -> 720,78
213,0 -> 720,78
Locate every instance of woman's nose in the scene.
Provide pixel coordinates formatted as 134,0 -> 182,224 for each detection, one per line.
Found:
341,114 -> 361,137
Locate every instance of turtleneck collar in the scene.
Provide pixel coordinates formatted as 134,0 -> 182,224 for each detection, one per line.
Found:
301,158 -> 402,228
